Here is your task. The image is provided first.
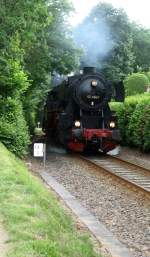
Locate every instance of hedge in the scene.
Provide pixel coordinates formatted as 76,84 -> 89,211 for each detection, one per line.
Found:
145,71 -> 150,81
0,98 -> 30,156
110,93 -> 150,152
124,73 -> 149,96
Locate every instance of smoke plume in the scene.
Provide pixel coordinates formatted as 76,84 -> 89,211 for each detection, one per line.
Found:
74,17 -> 114,67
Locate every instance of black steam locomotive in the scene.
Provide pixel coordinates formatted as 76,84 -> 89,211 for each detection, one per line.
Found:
43,67 -> 124,152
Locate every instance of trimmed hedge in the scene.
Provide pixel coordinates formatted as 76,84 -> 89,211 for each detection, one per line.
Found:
145,71 -> 150,81
110,93 -> 150,152
124,73 -> 149,96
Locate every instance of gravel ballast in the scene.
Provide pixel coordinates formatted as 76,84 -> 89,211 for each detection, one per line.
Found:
117,146 -> 150,170
28,148 -> 150,257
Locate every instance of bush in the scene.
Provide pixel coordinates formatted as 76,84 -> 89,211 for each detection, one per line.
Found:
143,105 -> 150,151
110,101 -> 138,145
127,99 -> 150,151
124,73 -> 149,96
0,52 -> 30,98
0,98 -> 30,155
110,93 -> 150,152
145,71 -> 150,81
127,102 -> 146,147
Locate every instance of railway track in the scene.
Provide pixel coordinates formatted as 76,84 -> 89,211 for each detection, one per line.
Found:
79,154 -> 150,195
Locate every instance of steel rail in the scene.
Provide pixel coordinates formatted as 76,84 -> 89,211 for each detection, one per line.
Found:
108,154 -> 150,173
79,154 -> 150,196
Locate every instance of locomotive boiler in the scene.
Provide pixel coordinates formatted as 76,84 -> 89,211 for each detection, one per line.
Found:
43,67 -> 124,152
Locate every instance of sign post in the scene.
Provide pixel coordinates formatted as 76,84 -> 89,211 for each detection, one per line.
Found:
33,143 -> 46,167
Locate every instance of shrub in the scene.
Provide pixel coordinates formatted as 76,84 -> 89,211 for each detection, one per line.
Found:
141,104 -> 150,151
127,99 -> 150,151
0,55 -> 30,98
145,71 -> 150,81
127,102 -> 145,147
110,101 -> 138,145
0,98 -> 30,155
110,93 -> 150,151
124,73 -> 149,96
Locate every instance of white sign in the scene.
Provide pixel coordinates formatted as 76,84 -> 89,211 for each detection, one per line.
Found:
34,143 -> 44,157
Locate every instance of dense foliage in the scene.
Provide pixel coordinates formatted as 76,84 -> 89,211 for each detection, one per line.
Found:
1,0 -> 150,155
0,98 -> 30,155
110,94 -> 150,152
132,24 -> 150,71
0,0 -> 79,155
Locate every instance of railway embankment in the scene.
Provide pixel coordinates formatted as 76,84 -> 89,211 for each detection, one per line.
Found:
0,143 -> 102,257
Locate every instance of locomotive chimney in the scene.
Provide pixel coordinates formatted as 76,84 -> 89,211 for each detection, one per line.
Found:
83,67 -> 96,74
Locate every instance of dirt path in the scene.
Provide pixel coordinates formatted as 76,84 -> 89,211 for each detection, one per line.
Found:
0,224 -> 9,257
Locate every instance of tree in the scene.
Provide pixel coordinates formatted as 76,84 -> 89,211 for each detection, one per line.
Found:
131,24 -> 150,72
0,0 -> 80,153
22,0 -> 80,131
74,3 -> 135,81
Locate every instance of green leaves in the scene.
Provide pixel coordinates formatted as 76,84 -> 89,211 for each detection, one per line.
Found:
0,0 -> 80,154
127,100 -> 150,151
0,57 -> 30,97
132,25 -> 150,71
0,98 -> 30,155
124,73 -> 149,96
111,94 -> 150,151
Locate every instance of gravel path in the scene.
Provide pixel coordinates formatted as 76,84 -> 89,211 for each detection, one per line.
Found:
29,152 -> 150,257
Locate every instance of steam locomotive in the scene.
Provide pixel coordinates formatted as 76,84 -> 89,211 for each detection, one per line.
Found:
43,67 -> 124,152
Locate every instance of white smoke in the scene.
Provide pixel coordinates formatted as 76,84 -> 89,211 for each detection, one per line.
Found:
74,17 -> 114,67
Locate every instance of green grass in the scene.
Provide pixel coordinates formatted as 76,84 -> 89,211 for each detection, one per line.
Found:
0,143 -> 101,257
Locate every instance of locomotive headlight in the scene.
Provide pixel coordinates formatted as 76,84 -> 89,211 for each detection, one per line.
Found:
75,121 -> 81,128
109,121 -> 116,128
91,80 -> 98,87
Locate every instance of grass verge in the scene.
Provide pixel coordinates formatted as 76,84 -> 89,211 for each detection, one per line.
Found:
0,142 -> 101,257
